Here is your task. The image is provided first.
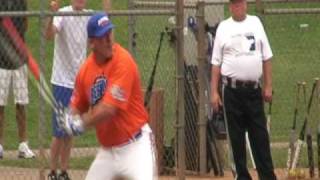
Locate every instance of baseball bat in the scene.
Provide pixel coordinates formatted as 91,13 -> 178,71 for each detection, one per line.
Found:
307,126 -> 314,178
316,79 -> 320,178
144,31 -> 165,108
286,82 -> 302,171
202,67 -> 224,176
317,122 -> 320,178
246,132 -> 256,169
2,17 -> 56,108
291,79 -> 318,170
266,100 -> 272,133
307,78 -> 319,177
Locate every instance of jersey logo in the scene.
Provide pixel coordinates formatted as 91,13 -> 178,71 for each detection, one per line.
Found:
245,35 -> 256,51
90,75 -> 107,105
98,16 -> 110,27
110,85 -> 126,102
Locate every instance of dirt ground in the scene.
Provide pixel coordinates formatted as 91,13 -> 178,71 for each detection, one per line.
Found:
1,143 -> 302,179
161,168 -> 293,180
0,167 -> 314,180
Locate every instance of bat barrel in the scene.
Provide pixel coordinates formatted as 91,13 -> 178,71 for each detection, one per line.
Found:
317,124 -> 320,178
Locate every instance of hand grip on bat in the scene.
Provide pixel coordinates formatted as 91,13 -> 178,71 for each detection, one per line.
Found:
56,105 -> 84,136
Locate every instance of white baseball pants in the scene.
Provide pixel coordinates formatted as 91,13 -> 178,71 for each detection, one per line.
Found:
85,124 -> 157,180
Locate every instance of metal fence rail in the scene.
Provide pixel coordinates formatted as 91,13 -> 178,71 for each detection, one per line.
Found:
264,8 -> 320,14
0,10 -> 175,17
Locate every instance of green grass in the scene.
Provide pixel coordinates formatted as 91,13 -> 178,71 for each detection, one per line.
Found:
262,11 -> 320,141
0,158 -> 40,168
2,0 -> 320,170
0,156 -> 95,169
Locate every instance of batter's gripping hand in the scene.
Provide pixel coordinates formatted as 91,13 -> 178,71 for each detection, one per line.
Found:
63,113 -> 84,136
56,104 -> 84,136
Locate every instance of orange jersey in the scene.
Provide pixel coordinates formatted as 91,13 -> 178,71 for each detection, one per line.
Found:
70,43 -> 148,147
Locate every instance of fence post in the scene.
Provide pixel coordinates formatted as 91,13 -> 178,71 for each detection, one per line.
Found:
39,0 -> 46,179
255,0 -> 264,18
196,0 -> 207,176
128,0 -> 137,58
146,88 -> 165,175
175,0 -> 186,179
104,0 -> 112,11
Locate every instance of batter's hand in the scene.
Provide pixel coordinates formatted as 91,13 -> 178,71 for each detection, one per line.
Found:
50,0 -> 59,12
211,92 -> 222,113
263,86 -> 272,102
56,104 -> 84,136
63,113 -> 84,136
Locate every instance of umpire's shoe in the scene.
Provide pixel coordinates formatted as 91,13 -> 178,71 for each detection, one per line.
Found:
58,171 -> 71,180
48,171 -> 58,180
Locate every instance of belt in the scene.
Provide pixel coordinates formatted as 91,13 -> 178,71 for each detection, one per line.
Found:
222,76 -> 260,89
117,130 -> 143,147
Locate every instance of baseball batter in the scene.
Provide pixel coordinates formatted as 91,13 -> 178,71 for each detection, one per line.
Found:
58,13 -> 156,180
210,0 -> 276,179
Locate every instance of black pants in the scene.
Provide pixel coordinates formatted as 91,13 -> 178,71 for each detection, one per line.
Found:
222,85 -> 276,180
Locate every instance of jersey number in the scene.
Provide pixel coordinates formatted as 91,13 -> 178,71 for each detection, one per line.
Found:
246,35 -> 256,51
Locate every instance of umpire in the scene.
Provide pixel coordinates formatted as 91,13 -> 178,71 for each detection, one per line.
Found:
210,0 -> 276,179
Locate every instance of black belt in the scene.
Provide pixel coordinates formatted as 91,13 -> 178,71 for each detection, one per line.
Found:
222,76 -> 260,89
118,130 -> 143,147
133,130 -> 142,140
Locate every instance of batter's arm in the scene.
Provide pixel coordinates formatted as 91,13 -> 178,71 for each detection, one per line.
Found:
79,103 -> 118,129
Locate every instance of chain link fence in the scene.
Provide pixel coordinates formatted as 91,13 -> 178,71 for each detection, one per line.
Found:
129,0 -> 177,175
259,1 -> 320,172
0,0 -> 179,179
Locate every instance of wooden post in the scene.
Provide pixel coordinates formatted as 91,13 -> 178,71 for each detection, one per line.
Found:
104,0 -> 112,11
128,0 -> 137,57
39,0 -> 47,179
255,0 -> 264,16
147,88 -> 165,175
196,0 -> 207,175
176,0 -> 186,179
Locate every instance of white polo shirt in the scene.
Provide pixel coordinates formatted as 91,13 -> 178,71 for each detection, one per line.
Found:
211,15 -> 273,82
51,6 -> 90,89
